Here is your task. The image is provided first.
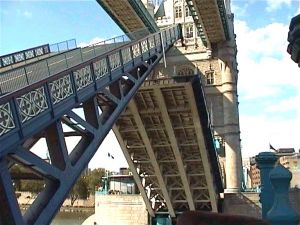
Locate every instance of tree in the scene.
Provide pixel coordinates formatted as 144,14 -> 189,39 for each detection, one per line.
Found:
21,180 -> 44,193
69,176 -> 88,206
85,168 -> 105,194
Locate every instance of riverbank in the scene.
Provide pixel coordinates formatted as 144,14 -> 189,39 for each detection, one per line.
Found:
17,191 -> 95,215
20,205 -> 95,213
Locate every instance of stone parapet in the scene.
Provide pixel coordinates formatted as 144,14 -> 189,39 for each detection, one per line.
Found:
94,194 -> 148,225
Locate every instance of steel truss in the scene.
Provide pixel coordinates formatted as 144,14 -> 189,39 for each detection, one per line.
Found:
0,25 -> 180,225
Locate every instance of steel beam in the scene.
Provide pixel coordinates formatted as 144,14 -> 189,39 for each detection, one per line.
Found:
113,125 -> 155,217
128,100 -> 176,217
0,25 -> 181,224
185,86 -> 218,212
153,88 -> 195,211
0,158 -> 24,225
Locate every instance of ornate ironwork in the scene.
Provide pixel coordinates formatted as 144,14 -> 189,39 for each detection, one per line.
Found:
0,44 -> 50,68
141,40 -> 148,53
49,74 -> 73,104
93,58 -> 109,80
17,87 -> 48,123
121,47 -> 132,64
148,36 -> 155,49
155,34 -> 161,47
0,25 -> 182,224
109,52 -> 121,71
25,50 -> 35,59
132,43 -> 141,58
74,65 -> 93,91
2,56 -> 14,67
0,103 -> 15,136
14,53 -> 25,63
35,47 -> 44,56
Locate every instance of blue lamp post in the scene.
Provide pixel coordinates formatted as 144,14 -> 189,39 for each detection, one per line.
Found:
267,164 -> 300,225
255,152 -> 278,219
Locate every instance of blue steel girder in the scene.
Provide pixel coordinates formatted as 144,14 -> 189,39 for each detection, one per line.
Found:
0,25 -> 181,225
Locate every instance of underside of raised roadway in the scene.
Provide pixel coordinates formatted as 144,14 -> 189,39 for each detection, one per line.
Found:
0,0 -> 229,221
96,0 -> 159,35
106,76 -> 223,216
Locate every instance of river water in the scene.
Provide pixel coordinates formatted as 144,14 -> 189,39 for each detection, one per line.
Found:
51,210 -> 94,225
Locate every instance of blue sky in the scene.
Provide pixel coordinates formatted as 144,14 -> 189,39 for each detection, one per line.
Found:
0,0 -> 299,168
0,0 -> 123,55
232,0 -> 300,157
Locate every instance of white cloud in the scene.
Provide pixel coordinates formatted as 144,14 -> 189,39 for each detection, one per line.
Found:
16,9 -> 32,18
235,21 -> 289,60
78,37 -> 106,48
266,0 -> 292,12
265,95 -> 300,113
235,19 -> 300,158
22,10 -> 32,18
240,114 -> 300,157
231,2 -> 249,17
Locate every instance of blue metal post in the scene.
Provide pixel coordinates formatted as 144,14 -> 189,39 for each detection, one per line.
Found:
255,152 -> 278,219
267,164 -> 300,225
155,215 -> 171,225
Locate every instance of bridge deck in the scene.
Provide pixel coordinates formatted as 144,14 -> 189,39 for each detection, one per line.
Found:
96,0 -> 159,34
186,0 -> 229,45
100,76 -> 223,216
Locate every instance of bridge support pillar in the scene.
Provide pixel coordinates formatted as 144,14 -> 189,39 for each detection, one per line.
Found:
153,215 -> 172,225
255,152 -> 278,219
266,164 -> 300,225
218,40 -> 242,193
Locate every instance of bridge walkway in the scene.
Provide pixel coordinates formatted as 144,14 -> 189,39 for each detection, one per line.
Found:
0,25 -> 179,225
0,29 -> 150,95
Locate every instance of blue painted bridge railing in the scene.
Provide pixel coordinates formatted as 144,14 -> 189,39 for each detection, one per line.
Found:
0,27 -> 152,95
0,24 -> 181,225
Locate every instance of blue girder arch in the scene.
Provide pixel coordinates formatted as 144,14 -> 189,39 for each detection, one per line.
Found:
0,25 -> 181,225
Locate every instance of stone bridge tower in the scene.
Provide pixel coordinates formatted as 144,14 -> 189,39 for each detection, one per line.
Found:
151,0 -> 242,192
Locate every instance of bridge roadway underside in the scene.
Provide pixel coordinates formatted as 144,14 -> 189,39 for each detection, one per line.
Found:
98,76 -> 223,216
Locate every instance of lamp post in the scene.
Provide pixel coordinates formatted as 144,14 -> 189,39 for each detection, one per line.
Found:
255,152 -> 278,219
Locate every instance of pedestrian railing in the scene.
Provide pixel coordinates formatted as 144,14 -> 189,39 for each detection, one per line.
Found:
0,27 -> 153,95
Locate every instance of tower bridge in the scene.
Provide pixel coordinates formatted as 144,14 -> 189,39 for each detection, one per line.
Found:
0,0 -> 242,224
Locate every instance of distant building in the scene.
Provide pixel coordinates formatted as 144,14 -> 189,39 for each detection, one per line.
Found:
83,168 -> 148,225
249,157 -> 261,189
248,149 -> 300,189
242,158 -> 252,189
278,149 -> 300,188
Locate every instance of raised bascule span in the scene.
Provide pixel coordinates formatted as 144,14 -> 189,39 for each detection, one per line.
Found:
0,0 -> 239,224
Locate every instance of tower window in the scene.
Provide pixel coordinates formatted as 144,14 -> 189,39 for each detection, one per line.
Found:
205,70 -> 215,85
185,24 -> 193,38
185,6 -> 192,17
175,6 -> 182,18
178,67 -> 194,76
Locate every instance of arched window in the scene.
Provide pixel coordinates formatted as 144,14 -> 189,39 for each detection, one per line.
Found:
174,0 -> 182,18
185,24 -> 193,38
205,70 -> 215,85
175,6 -> 182,18
178,66 -> 194,76
185,6 -> 191,17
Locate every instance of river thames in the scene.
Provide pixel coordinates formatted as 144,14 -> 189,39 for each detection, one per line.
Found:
51,210 -> 94,225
